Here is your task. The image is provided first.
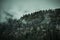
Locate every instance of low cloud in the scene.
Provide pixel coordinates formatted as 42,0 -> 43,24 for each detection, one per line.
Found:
0,0 -> 60,22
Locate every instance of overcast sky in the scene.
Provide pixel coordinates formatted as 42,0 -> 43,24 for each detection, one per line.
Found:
0,0 -> 60,22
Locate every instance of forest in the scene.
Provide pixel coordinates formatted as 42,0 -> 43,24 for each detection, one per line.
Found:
0,8 -> 60,40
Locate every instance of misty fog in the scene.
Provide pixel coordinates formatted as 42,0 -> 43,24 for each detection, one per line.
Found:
0,0 -> 60,22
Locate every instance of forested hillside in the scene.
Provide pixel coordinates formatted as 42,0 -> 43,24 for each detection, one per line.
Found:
0,8 -> 60,40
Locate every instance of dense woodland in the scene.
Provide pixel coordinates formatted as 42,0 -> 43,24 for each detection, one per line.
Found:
0,8 -> 60,40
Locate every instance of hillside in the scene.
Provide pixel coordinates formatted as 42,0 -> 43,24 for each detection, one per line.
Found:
0,8 -> 60,40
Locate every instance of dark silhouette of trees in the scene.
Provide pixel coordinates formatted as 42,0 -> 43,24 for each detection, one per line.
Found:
0,8 -> 60,40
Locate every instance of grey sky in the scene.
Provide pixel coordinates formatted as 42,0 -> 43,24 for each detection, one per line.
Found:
0,0 -> 60,22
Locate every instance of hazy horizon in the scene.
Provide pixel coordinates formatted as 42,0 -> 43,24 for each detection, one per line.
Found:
0,0 -> 60,22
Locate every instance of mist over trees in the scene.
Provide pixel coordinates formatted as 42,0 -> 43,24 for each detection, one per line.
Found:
0,8 -> 60,40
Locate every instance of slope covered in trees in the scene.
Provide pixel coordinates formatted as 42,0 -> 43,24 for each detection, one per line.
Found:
0,8 -> 60,40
